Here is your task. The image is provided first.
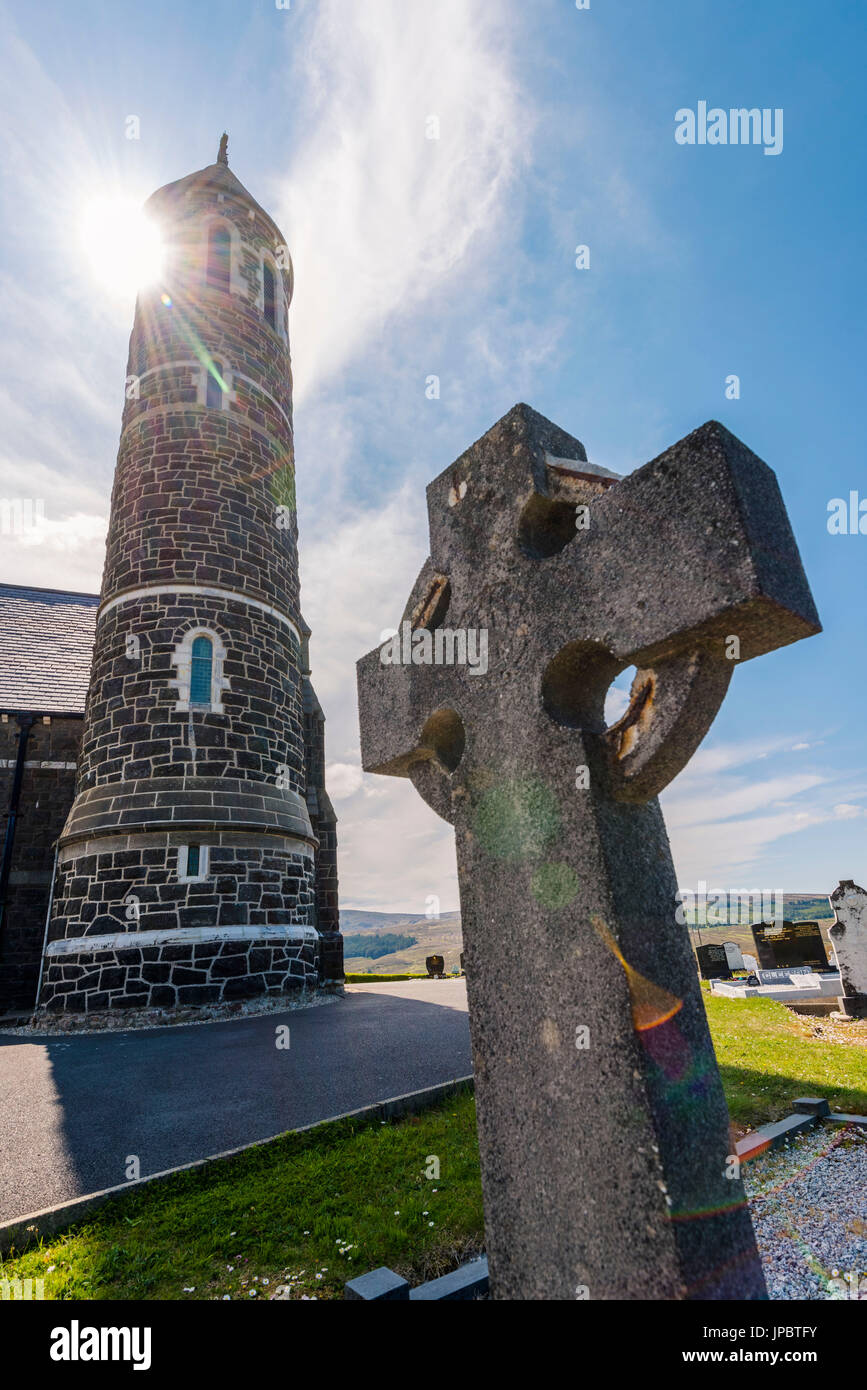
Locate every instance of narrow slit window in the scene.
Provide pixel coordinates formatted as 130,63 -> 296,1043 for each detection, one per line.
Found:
189,635 -> 214,705
206,223 -> 231,292
263,261 -> 277,330
206,362 -> 223,410
179,843 -> 209,882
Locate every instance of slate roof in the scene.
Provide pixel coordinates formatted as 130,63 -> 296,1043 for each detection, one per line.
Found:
0,584 -> 99,714
146,160 -> 284,243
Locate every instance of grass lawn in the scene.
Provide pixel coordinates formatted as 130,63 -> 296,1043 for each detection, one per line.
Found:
344,973 -> 428,983
344,973 -> 463,983
2,996 -> 865,1300
705,993 -> 867,1133
0,1088 -> 484,1302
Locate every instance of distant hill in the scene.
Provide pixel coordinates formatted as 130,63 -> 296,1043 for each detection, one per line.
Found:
342,932 -> 419,959
680,893 -> 834,927
338,894 -> 836,974
339,909 -> 463,974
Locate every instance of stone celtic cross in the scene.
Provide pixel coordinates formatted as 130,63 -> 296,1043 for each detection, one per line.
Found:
357,405 -> 820,1300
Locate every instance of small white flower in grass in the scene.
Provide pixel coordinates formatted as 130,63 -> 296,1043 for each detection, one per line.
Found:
428,1222 -> 434,1227
46,1265 -> 56,1274
222,1295 -> 231,1301
262,1278 -> 269,1286
394,1211 -> 400,1216
183,1286 -> 196,1292
249,1289 -> 257,1297
423,1211 -> 429,1215
316,1273 -> 323,1280
303,1230 -> 310,1235
227,1266 -> 234,1272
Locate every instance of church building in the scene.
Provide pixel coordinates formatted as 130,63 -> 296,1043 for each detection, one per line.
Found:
0,140 -> 342,1015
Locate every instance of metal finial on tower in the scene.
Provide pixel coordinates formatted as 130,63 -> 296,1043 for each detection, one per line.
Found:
217,132 -> 229,166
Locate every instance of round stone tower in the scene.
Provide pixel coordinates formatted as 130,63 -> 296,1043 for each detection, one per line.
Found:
39,138 -> 342,1013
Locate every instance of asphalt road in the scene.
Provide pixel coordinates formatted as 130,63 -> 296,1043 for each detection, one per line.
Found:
0,980 -> 471,1223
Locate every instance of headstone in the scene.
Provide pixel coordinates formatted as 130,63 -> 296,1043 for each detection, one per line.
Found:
426,954 -> 445,978
742,952 -> 758,973
357,405 -> 820,1299
829,881 -> 867,1019
696,944 -> 731,980
751,920 -> 829,972
723,941 -> 745,972
756,965 -> 813,985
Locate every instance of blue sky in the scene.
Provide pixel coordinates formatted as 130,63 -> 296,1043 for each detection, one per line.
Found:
0,0 -> 864,911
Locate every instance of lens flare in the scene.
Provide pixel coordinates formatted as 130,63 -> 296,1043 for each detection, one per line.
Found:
590,914 -> 683,1031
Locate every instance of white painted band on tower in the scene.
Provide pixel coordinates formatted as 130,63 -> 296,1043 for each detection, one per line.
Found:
97,584 -> 302,644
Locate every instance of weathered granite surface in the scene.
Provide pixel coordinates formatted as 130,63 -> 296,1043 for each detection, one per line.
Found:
357,403 -> 821,1300
829,880 -> 867,1018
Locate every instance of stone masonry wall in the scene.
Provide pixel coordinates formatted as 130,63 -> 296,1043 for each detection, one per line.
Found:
103,395 -> 299,616
40,933 -> 318,1013
76,597 -> 306,795
42,158 -> 339,1012
49,834 -> 314,941
0,717 -> 82,1012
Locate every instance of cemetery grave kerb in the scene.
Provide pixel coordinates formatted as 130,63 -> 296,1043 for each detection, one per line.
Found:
357,402 -> 821,1300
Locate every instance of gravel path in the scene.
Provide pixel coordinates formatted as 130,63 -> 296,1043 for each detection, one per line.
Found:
745,1124 -> 867,1299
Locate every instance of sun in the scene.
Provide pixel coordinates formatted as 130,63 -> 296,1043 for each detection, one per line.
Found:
78,195 -> 165,299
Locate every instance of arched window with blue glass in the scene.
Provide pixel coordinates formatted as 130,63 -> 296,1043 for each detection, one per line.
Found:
170,627 -> 228,714
189,635 -> 214,707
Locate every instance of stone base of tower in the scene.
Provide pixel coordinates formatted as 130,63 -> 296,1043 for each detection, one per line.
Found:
38,925 -> 320,1013
39,780 -> 338,1013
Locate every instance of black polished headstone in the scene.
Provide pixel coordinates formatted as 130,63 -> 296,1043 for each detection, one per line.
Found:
751,921 -> 829,972
696,943 -> 731,980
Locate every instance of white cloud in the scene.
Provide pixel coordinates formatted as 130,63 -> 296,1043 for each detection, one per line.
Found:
277,0 -> 529,402
340,774 -> 459,913
660,732 -> 863,886
325,762 -> 364,800
604,684 -> 630,725
13,511 -> 107,551
665,773 -> 827,831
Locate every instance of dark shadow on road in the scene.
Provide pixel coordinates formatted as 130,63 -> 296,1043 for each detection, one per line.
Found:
0,984 -> 471,1222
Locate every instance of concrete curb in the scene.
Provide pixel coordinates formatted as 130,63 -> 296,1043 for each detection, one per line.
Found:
0,1073 -> 475,1256
345,1255 -> 489,1301
735,1097 -> 867,1162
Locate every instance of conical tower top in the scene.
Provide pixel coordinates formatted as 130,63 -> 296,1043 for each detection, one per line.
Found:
217,132 -> 229,166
